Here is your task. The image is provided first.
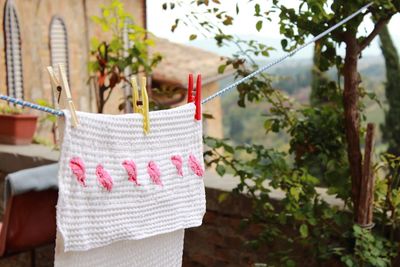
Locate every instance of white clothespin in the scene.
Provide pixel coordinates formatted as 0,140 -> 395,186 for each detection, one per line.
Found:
46,64 -> 79,128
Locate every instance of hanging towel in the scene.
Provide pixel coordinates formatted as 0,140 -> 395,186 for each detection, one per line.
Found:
55,229 -> 185,267
55,103 -> 205,266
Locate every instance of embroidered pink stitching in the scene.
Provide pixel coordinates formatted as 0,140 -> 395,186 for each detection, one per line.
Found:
69,157 -> 86,187
171,155 -> 183,176
188,154 -> 204,177
147,161 -> 163,186
95,164 -> 113,191
122,160 -> 140,186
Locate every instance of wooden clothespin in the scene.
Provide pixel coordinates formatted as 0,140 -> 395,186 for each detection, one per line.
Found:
187,74 -> 202,121
46,64 -> 79,128
131,76 -> 150,135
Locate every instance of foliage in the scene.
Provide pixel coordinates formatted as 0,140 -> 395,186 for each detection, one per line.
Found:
310,41 -> 332,105
163,0 -> 400,266
205,136 -> 400,266
379,25 -> 400,156
35,99 -> 57,124
34,99 -> 58,147
338,225 -> 398,267
0,104 -> 23,115
88,0 -> 162,113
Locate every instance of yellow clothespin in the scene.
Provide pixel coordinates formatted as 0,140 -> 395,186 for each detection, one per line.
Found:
131,76 -> 150,134
46,64 -> 79,128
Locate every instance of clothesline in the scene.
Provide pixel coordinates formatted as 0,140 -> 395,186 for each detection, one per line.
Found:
0,2 -> 372,116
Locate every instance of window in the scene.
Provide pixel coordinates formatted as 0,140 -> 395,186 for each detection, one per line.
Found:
49,16 -> 70,82
4,0 -> 24,99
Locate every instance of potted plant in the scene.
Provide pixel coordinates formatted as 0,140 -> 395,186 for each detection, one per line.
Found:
0,104 -> 38,145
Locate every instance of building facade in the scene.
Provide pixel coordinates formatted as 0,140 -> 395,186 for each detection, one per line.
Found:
0,0 -> 224,138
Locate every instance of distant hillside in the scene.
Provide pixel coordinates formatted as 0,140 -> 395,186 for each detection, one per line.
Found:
216,55 -> 387,147
188,34 -> 400,60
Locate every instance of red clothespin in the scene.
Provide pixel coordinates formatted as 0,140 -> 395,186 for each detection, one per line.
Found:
187,74 -> 193,103
194,74 -> 201,121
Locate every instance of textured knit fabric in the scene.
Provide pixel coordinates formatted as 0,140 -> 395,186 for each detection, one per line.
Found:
56,103 -> 205,252
55,229 -> 184,267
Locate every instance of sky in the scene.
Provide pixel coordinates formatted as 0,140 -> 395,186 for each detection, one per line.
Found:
147,1 -> 400,59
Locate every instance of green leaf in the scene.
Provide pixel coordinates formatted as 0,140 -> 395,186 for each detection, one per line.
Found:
236,3 -> 239,14
218,192 -> 229,203
203,113 -> 214,119
286,259 -> 296,267
281,39 -> 288,49
216,165 -> 226,176
218,64 -> 226,74
171,19 -> 180,32
189,34 -> 197,40
290,187 -> 300,200
256,20 -> 263,32
224,144 -> 234,153
254,4 -> 260,16
264,119 -> 272,132
90,37 -> 100,50
299,224 -> 308,238
223,15 -> 233,25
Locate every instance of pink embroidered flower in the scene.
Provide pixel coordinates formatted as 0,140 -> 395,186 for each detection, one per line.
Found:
171,155 -> 183,176
96,164 -> 113,191
147,161 -> 163,186
69,157 -> 86,187
188,154 -> 204,177
122,160 -> 140,186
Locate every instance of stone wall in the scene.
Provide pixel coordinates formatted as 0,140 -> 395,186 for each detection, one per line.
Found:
183,188 -> 269,267
0,166 -> 267,266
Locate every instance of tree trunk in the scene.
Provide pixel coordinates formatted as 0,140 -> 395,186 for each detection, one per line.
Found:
343,35 -> 363,218
357,123 -> 375,226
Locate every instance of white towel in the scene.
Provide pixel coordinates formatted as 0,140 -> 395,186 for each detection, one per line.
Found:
55,103 -> 205,266
55,230 -> 185,267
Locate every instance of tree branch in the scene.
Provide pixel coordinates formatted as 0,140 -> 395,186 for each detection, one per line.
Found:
104,86 -> 114,103
359,17 -> 391,51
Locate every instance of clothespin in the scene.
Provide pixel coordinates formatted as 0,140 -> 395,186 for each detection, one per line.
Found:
47,66 -> 62,104
195,74 -> 202,121
187,74 -> 193,103
46,64 -> 79,128
131,76 -> 150,135
187,74 -> 201,121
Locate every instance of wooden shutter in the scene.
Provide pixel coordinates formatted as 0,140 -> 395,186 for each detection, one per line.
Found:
4,0 -> 24,99
49,17 -> 70,83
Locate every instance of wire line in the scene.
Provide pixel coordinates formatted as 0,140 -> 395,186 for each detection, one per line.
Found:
0,2 -> 373,115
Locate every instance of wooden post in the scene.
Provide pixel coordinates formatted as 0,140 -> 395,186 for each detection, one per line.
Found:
357,123 -> 375,227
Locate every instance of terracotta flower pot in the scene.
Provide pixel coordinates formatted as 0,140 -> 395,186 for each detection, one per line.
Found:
0,114 -> 38,145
